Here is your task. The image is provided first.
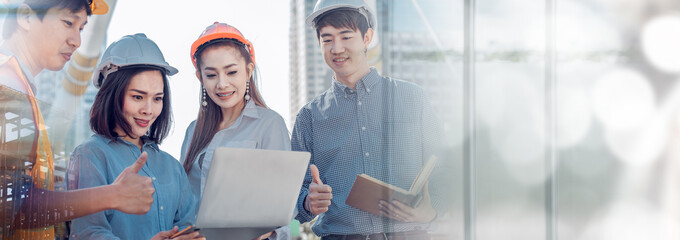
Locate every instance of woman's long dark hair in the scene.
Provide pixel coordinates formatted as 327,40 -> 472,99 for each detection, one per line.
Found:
183,40 -> 266,174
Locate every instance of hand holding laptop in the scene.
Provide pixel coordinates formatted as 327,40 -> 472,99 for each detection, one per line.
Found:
305,164 -> 333,215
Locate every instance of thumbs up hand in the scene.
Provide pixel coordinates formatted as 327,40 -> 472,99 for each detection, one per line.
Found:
311,164 -> 323,185
305,164 -> 332,215
111,152 -> 155,214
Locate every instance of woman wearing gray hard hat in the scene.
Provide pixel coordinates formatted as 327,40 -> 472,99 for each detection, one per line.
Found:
67,33 -> 203,240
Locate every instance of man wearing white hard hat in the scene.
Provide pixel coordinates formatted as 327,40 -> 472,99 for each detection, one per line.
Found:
292,0 -> 452,239
0,0 -> 155,238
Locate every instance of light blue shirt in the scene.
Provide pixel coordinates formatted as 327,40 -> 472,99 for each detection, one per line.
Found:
67,135 -> 197,240
292,68 -> 451,236
0,48 -> 37,94
180,100 -> 292,240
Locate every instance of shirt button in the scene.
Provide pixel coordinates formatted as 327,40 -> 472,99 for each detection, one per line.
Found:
358,101 -> 362,106
367,88 -> 371,93
160,206 -> 164,210
152,177 -> 157,181
361,127 -> 366,131
365,152 -> 370,157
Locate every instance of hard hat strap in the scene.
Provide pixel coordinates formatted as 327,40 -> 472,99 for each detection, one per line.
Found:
314,7 -> 373,29
101,64 -> 167,81
101,64 -> 119,80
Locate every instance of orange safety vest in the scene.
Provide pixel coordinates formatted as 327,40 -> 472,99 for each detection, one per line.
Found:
0,53 -> 55,239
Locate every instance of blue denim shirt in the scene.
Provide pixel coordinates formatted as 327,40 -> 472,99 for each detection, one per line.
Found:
67,135 -> 197,239
292,68 -> 450,236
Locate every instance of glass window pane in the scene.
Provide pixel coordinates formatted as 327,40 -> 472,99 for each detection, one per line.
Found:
379,0 -> 464,238
475,0 -> 547,239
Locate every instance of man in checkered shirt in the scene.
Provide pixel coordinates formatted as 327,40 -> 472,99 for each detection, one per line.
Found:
292,0 -> 453,239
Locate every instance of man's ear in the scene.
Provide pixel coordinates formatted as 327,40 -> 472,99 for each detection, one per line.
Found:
16,4 -> 34,32
363,28 -> 374,47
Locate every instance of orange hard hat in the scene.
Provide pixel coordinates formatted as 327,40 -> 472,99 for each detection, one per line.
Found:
89,0 -> 109,15
190,22 -> 255,69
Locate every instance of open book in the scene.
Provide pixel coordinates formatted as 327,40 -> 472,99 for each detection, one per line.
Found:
345,156 -> 438,216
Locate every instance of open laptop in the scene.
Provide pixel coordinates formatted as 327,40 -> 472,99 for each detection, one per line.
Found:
195,147 -> 310,239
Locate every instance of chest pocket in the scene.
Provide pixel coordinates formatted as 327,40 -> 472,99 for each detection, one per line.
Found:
199,140 -> 258,169
153,172 -> 180,223
312,115 -> 353,160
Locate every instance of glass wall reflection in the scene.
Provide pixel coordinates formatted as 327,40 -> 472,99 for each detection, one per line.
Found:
474,0 -> 547,239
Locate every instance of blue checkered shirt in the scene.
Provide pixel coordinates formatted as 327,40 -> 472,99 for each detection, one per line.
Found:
292,68 -> 450,236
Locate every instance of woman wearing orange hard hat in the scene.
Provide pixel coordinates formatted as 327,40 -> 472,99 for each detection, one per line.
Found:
180,22 -> 291,240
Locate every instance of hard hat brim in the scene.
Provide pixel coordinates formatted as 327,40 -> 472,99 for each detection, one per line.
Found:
306,4 -> 356,27
305,4 -> 376,28
190,25 -> 256,69
92,63 -> 178,88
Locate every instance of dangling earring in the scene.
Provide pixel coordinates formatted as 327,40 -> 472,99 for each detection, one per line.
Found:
244,81 -> 251,101
201,86 -> 208,108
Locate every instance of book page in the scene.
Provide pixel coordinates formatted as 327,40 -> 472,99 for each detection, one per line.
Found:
408,156 -> 438,194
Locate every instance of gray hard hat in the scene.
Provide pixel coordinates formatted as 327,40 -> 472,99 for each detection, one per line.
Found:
305,0 -> 376,29
93,33 -> 178,88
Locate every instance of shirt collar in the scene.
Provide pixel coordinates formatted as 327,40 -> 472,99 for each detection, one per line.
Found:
241,99 -> 260,119
0,48 -> 36,89
99,135 -> 160,151
220,100 -> 260,133
331,67 -> 380,96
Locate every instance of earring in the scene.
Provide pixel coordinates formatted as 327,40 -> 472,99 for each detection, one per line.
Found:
244,81 -> 251,101
201,87 -> 208,108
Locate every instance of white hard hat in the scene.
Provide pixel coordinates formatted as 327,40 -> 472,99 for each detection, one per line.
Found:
305,0 -> 376,29
93,33 -> 178,88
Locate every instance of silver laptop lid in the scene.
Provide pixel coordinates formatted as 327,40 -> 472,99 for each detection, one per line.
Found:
196,147 -> 310,228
